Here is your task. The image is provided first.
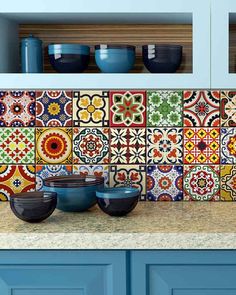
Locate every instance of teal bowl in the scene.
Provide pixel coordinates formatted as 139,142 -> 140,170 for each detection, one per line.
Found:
43,175 -> 104,212
96,187 -> 140,216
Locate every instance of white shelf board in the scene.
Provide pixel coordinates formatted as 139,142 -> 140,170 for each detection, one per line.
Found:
0,73 -> 209,89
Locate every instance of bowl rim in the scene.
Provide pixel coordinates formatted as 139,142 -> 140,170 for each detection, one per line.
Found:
10,191 -> 57,200
142,44 -> 183,50
95,44 -> 135,50
44,175 -> 104,188
96,187 -> 140,199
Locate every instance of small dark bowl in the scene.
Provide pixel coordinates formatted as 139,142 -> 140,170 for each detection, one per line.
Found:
48,44 -> 90,73
96,187 -> 139,217
10,191 -> 57,223
142,44 -> 183,73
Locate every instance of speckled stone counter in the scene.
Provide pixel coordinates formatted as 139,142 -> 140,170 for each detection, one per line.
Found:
1,202 -> 236,249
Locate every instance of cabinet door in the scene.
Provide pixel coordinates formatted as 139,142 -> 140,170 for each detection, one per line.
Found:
0,251 -> 127,295
131,251 -> 236,295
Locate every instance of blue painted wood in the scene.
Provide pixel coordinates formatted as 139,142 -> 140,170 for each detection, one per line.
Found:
131,251 -> 236,295
0,251 -> 127,295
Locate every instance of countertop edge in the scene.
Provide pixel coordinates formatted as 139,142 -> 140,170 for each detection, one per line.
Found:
1,233 -> 236,249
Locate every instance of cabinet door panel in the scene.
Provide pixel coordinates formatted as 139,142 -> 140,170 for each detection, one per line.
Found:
13,290 -> 83,295
174,291 -> 236,295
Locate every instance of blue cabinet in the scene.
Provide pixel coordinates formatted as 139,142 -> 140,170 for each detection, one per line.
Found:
0,251 -> 127,295
131,251 -> 236,295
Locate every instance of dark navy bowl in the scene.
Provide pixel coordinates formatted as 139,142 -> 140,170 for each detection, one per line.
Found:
142,44 -> 183,73
96,187 -> 139,216
95,45 -> 136,73
48,44 -> 90,73
43,175 -> 104,212
10,191 -> 57,223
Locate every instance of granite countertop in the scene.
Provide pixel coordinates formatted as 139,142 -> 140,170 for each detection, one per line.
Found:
1,201 -> 236,249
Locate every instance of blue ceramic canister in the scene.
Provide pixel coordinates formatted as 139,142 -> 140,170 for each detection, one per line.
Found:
21,35 -> 43,73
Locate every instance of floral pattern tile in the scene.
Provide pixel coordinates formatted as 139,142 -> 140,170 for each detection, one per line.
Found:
36,91 -> 72,127
183,165 -> 220,201
147,91 -> 182,126
0,165 -> 35,201
36,128 -> 72,164
0,128 -> 35,164
110,128 -> 146,164
183,128 -> 220,164
221,91 -> 236,127
73,91 -> 109,127
147,128 -> 183,164
36,165 -> 72,190
0,91 -> 35,127
73,128 -> 109,164
147,165 -> 183,201
109,165 -> 146,200
110,91 -> 146,127
73,165 -> 109,187
183,91 -> 220,127
221,128 -> 236,164
220,165 -> 236,201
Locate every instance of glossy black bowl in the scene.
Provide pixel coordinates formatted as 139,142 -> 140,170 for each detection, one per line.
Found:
10,191 -> 57,223
96,187 -> 139,217
142,44 -> 183,73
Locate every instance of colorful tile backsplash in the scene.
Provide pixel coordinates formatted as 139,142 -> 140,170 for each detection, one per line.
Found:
0,89 -> 235,202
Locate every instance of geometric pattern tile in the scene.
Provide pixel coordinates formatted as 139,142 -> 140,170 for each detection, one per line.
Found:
147,90 -> 182,126
73,128 -> 109,164
73,91 -> 109,127
36,165 -> 72,191
221,91 -> 236,127
36,90 -> 72,127
110,128 -> 146,164
109,165 -> 146,200
73,165 -> 109,187
0,90 -> 36,127
147,165 -> 183,201
220,165 -> 236,201
0,165 -> 35,201
110,90 -> 146,127
183,165 -> 220,201
221,128 -> 236,164
36,128 -> 72,164
184,128 -> 220,164
0,128 -> 35,164
147,128 -> 183,164
183,90 -> 220,127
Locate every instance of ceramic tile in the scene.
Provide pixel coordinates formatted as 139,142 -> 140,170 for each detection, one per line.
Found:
110,128 -> 146,164
73,128 -> 109,164
0,165 -> 35,201
73,165 -> 109,187
183,165 -> 220,201
110,90 -> 146,127
36,90 -> 72,127
221,91 -> 236,126
109,165 -> 146,200
36,128 -> 72,164
183,128 -> 220,164
220,165 -> 236,201
36,165 -> 72,190
183,91 -> 220,127
147,90 -> 182,127
147,165 -> 183,201
0,128 -> 35,164
73,91 -> 109,127
147,128 -> 183,164
221,128 -> 236,164
0,90 -> 35,127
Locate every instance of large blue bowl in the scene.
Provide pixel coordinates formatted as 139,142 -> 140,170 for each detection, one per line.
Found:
43,175 -> 104,212
48,44 -> 90,73
95,45 -> 135,73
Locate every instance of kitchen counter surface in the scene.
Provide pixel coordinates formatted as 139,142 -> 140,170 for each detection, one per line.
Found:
1,201 -> 236,249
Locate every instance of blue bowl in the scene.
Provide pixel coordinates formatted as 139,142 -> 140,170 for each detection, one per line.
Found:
96,187 -> 139,216
43,175 -> 104,212
48,44 -> 90,73
95,45 -> 135,73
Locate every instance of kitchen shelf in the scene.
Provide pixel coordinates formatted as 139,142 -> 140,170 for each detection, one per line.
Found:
0,0 -> 210,89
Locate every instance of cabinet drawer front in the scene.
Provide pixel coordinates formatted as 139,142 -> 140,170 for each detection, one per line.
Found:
131,251 -> 236,295
13,290 -> 83,295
